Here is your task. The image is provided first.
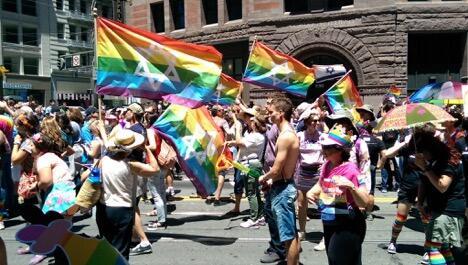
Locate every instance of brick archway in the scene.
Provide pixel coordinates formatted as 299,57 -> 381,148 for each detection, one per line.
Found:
276,28 -> 380,86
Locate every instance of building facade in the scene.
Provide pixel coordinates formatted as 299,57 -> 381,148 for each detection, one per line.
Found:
0,0 -> 119,106
126,0 -> 468,105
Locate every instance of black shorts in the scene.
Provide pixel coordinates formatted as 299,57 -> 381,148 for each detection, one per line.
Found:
397,169 -> 420,204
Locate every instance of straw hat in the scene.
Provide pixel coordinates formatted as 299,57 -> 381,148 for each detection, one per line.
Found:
355,104 -> 376,121
108,129 -> 144,150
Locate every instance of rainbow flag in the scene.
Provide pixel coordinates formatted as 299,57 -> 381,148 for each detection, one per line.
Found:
154,104 -> 229,197
95,17 -> 222,108
389,85 -> 402,96
324,72 -> 363,113
211,73 -> 242,105
242,41 -> 315,97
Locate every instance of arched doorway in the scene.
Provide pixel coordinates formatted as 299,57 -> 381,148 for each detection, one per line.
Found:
282,47 -> 359,105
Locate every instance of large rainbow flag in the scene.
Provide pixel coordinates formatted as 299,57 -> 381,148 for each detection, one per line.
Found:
242,41 -> 315,97
154,104 -> 229,197
95,17 -> 222,107
324,71 -> 363,113
210,73 -> 242,105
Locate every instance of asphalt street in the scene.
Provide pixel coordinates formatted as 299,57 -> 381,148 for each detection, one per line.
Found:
1,174 -> 433,265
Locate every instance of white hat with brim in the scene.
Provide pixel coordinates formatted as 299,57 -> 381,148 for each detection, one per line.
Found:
299,107 -> 320,121
243,108 -> 257,116
107,129 -> 145,151
296,102 -> 312,116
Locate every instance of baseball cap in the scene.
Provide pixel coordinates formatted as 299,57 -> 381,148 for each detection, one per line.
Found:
127,103 -> 144,115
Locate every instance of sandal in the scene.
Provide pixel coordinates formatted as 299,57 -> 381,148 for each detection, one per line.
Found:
29,254 -> 47,265
147,222 -> 166,231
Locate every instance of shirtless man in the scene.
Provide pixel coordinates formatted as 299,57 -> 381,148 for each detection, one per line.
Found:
259,97 -> 300,265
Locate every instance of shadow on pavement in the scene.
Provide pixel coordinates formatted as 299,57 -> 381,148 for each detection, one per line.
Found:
4,218 -> 26,228
146,232 -> 237,246
304,231 -> 324,243
165,209 -> 250,227
70,224 -> 89,233
377,242 -> 424,255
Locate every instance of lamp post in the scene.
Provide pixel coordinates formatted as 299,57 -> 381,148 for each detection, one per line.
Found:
0,65 -> 9,99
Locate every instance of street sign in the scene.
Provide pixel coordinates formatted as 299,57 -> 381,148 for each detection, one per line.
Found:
72,55 -> 80,67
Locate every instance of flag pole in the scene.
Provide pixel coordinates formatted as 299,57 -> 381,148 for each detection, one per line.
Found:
242,35 -> 257,80
322,70 -> 353,95
92,3 -> 101,121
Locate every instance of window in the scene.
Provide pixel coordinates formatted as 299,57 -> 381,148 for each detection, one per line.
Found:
57,51 -> 66,69
170,0 -> 185,30
81,53 -> 89,66
80,0 -> 86,13
21,0 -> 36,16
69,25 -> 76,40
23,27 -> 38,46
23,58 -> 39,75
57,23 -> 65,39
56,0 -> 63,10
284,0 -> 353,13
2,0 -> 17,12
226,0 -> 241,21
222,58 -> 244,80
69,0 -> 75,11
202,0 -> 217,25
102,5 -> 110,18
81,27 -> 88,42
3,24 -> 19,43
151,2 -> 165,33
3,57 -> 20,74
407,33 -> 466,91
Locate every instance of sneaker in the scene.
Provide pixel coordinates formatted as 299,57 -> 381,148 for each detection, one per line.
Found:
381,188 -> 388,193
314,238 -> 325,251
298,231 -> 306,241
260,251 -> 282,263
240,219 -> 259,228
0,221 -> 4,230
367,213 -> 374,221
129,243 -> 153,256
387,242 -> 397,254
256,217 -> 266,226
421,252 -> 429,264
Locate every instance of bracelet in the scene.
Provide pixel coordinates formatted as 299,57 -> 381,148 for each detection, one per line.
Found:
13,141 -> 21,145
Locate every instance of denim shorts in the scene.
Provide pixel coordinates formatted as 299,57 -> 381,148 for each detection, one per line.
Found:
270,181 -> 297,242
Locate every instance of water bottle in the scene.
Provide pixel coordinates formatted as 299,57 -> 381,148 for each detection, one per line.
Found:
88,167 -> 101,185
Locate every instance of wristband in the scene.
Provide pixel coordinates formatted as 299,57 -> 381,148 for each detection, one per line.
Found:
14,141 -> 21,145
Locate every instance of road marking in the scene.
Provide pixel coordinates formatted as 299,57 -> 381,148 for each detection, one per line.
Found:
171,211 -> 226,216
170,196 -> 397,203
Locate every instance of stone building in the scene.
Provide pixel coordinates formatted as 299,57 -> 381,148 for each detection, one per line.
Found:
125,0 -> 468,105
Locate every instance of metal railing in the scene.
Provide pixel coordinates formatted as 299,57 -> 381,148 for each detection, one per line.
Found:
66,39 -> 93,49
68,10 -> 93,21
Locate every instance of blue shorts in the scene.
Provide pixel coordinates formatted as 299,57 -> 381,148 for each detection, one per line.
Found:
270,181 -> 297,242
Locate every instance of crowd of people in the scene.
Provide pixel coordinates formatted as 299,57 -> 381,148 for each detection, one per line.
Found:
0,93 -> 467,265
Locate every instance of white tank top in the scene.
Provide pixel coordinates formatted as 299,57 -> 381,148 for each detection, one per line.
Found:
100,156 -> 137,208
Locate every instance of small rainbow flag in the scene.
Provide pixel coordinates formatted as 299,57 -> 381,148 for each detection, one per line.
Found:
389,85 -> 402,96
154,104 -> 230,197
211,73 -> 242,106
95,17 -> 222,108
324,71 -> 363,113
242,41 -> 315,97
